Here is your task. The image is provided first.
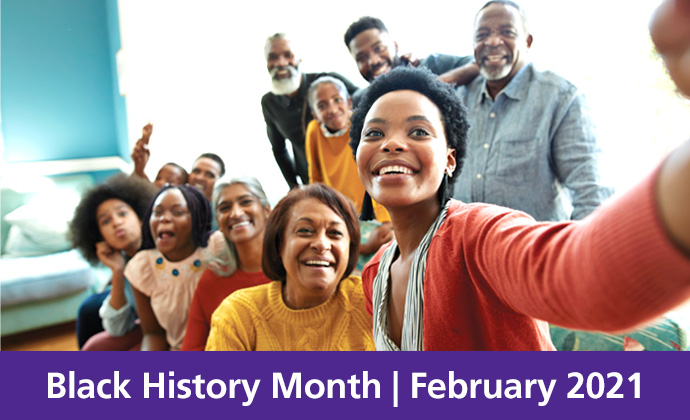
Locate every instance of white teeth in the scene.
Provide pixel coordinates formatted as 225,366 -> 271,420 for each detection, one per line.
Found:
232,221 -> 250,229
378,165 -> 413,175
305,260 -> 331,267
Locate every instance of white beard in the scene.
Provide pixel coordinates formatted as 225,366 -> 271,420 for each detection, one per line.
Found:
270,66 -> 301,95
479,63 -> 512,81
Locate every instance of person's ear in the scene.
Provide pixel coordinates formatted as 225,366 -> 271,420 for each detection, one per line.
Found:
446,148 -> 457,177
526,34 -> 534,49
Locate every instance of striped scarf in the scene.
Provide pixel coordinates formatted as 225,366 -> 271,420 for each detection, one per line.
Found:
372,202 -> 450,351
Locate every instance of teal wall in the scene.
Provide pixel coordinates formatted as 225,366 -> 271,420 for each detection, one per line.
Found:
1,0 -> 128,163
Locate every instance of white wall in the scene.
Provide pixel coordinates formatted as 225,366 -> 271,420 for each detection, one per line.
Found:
117,0 -> 689,204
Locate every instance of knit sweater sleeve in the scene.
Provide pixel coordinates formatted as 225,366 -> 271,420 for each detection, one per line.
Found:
305,120 -> 323,184
457,168 -> 690,332
205,294 -> 255,351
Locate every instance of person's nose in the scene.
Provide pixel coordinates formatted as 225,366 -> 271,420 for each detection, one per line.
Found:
229,203 -> 243,219
485,33 -> 504,47
310,231 -> 331,253
112,215 -> 124,227
326,102 -> 338,116
276,55 -> 289,67
381,133 -> 407,153
368,53 -> 383,69
156,210 -> 172,223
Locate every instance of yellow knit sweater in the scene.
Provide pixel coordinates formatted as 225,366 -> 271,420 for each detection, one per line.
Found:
305,120 -> 390,222
205,276 -> 375,351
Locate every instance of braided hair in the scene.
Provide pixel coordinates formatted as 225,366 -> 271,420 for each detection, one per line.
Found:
140,184 -> 213,251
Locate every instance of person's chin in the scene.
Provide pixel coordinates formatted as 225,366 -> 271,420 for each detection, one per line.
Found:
480,65 -> 512,81
271,75 -> 300,95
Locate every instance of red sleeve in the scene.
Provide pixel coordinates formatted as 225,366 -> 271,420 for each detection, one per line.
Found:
466,168 -> 690,332
181,270 -> 213,351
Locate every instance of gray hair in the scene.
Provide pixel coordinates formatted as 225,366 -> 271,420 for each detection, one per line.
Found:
307,76 -> 350,115
209,176 -> 270,276
264,32 -> 296,60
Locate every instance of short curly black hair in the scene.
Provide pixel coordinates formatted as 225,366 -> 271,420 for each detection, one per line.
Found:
349,66 -> 470,205
69,173 -> 157,265
344,16 -> 388,48
195,153 -> 226,178
140,184 -> 213,251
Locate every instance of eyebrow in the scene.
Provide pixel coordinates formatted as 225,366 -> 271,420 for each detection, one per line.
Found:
407,115 -> 432,123
218,194 -> 253,205
365,115 -> 431,125
154,203 -> 186,210
295,217 -> 343,226
97,204 -> 128,220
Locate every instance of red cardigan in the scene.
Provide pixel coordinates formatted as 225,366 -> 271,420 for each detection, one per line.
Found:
181,268 -> 270,351
362,170 -> 690,350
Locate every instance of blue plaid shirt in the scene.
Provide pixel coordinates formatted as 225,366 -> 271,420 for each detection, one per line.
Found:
453,63 -> 613,221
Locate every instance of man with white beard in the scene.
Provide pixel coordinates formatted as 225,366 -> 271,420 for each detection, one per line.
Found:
453,1 -> 613,221
261,33 -> 358,189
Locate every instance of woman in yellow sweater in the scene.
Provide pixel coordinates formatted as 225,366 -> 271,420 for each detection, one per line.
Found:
305,76 -> 392,258
205,184 -> 374,351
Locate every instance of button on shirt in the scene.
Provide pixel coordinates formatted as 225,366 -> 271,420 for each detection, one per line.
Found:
453,63 -> 613,221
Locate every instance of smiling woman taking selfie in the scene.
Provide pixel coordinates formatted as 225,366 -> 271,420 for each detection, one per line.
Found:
350,60 -> 690,350
205,183 -> 374,351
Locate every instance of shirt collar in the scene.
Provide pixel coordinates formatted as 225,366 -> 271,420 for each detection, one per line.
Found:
320,121 -> 349,138
478,62 -> 533,104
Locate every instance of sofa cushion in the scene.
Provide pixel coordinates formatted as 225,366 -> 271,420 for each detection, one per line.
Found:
0,249 -> 95,307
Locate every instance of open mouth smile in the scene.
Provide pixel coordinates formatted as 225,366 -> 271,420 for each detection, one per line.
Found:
231,221 -> 251,230
374,165 -> 417,176
303,259 -> 335,268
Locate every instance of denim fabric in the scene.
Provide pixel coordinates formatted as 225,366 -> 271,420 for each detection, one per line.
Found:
453,63 -> 613,221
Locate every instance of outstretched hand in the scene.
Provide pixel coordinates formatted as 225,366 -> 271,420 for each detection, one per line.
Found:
650,0 -> 690,96
651,0 -> 690,255
141,123 -> 153,144
131,123 -> 153,179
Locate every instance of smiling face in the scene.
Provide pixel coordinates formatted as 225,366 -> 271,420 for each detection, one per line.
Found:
473,3 -> 532,88
312,82 -> 352,132
356,90 -> 456,210
216,183 -> 269,245
280,198 -> 350,309
188,157 -> 222,201
97,199 -> 142,256
149,188 -> 196,261
349,28 -> 399,82
266,37 -> 302,95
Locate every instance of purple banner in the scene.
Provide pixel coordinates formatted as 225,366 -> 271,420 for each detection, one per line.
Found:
0,352 -> 685,419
